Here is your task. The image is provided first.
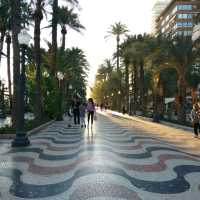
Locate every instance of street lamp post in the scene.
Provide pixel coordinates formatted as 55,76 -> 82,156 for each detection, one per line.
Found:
12,28 -> 31,147
56,71 -> 64,121
118,90 -> 121,111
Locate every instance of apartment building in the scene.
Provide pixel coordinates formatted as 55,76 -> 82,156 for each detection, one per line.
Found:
152,0 -> 172,34
192,23 -> 200,41
154,0 -> 200,37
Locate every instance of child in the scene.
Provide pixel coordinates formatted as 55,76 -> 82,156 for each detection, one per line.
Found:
79,103 -> 86,128
67,106 -> 73,127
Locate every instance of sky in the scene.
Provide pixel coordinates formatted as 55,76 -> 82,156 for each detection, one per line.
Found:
66,0 -> 155,87
0,0 -> 156,94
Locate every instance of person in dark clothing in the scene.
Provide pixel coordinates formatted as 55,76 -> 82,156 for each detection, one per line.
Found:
72,96 -> 80,125
122,105 -> 126,115
191,103 -> 200,138
87,98 -> 96,126
100,103 -> 103,111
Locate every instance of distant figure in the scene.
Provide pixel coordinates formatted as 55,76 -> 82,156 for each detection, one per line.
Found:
100,103 -> 103,111
72,95 -> 80,125
87,98 -> 96,126
122,105 -> 126,115
80,103 -> 86,128
67,106 -> 73,127
191,103 -> 200,138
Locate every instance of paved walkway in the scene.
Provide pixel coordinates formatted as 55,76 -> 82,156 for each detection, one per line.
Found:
0,113 -> 200,200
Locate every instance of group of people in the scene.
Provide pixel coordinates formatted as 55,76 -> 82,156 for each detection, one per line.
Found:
68,96 -> 96,128
191,102 -> 200,138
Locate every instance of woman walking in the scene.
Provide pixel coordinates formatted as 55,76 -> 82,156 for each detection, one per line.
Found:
191,103 -> 200,138
72,95 -> 80,125
86,98 -> 95,126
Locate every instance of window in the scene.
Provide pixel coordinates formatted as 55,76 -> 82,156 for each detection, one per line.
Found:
177,22 -> 183,27
184,31 -> 192,36
177,13 -> 192,19
177,31 -> 183,36
186,22 -> 193,27
176,22 -> 193,28
177,5 -> 192,10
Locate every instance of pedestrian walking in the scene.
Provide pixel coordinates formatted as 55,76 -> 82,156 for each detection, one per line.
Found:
80,103 -> 86,128
87,98 -> 96,126
122,105 -> 126,115
72,95 -> 80,125
67,106 -> 73,127
100,103 -> 103,111
191,103 -> 200,138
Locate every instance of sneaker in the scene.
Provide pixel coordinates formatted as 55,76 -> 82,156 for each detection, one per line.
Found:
194,135 -> 198,138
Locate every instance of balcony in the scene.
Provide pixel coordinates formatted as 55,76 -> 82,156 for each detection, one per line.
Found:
192,23 -> 200,41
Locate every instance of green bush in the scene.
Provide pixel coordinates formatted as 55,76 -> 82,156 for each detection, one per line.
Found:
0,118 -> 50,134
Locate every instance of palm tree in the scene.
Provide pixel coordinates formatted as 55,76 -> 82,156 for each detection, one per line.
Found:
187,64 -> 200,104
120,34 -> 149,114
6,32 -> 12,110
58,6 -> 84,50
120,36 -> 134,113
169,37 -> 199,123
106,22 -> 129,71
121,35 -> 146,114
51,0 -> 79,75
0,0 -> 10,63
145,36 -> 170,122
51,0 -> 58,76
33,0 -> 44,123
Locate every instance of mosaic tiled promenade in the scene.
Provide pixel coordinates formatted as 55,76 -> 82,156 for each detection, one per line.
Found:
0,113 -> 200,200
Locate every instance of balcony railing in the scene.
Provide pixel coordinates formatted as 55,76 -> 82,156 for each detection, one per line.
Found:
192,23 -> 200,41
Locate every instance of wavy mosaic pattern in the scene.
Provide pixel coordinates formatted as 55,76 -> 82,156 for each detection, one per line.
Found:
0,115 -> 200,200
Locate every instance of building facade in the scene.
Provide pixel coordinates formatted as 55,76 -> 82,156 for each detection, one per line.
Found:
154,0 -> 200,37
192,23 -> 200,41
152,0 -> 172,34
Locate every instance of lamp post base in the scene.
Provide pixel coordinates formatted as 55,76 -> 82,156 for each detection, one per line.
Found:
12,132 -> 30,147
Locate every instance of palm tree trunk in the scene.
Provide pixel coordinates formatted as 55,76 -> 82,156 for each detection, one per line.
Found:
125,62 -> 129,112
61,26 -> 67,50
191,87 -> 197,104
153,88 -> 160,122
34,0 -> 43,123
0,31 -> 6,63
52,0 -> 58,76
133,61 -> 138,115
158,79 -> 164,119
116,36 -> 120,71
177,73 -> 187,124
139,59 -> 145,114
10,0 -> 21,128
6,33 -> 12,110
